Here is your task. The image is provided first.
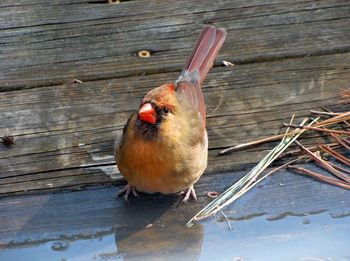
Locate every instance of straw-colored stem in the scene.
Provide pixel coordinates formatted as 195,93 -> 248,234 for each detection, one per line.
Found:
219,133 -> 290,155
310,110 -> 341,116
262,156 -> 307,178
219,118 -> 308,155
192,156 -> 306,223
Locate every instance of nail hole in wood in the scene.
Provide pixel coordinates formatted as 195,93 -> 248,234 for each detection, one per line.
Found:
138,50 -> 151,58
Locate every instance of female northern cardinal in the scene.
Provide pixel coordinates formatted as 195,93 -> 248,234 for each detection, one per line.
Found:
115,26 -> 226,202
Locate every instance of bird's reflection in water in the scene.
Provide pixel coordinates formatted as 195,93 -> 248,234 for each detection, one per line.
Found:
113,193 -> 204,261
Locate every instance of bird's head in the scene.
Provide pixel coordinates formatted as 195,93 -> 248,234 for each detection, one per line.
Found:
136,83 -> 177,138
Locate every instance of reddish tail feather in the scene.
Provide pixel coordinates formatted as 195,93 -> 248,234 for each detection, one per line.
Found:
176,26 -> 227,127
186,26 -> 227,84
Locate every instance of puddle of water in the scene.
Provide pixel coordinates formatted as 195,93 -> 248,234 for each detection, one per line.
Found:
0,234 -> 120,261
0,212 -> 349,261
200,212 -> 350,261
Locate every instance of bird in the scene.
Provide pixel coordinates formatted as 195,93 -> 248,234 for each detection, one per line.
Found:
115,26 -> 227,202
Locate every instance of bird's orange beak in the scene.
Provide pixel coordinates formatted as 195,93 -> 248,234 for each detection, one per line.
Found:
138,103 -> 156,125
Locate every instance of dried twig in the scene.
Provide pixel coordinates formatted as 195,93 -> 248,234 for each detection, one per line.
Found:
288,165 -> 350,190
313,117 -> 350,152
279,143 -> 339,158
313,111 -> 350,128
310,110 -> 341,116
321,107 -> 350,127
319,145 -> 350,167
219,118 -> 308,155
328,161 -> 350,175
283,124 -> 350,136
219,134 -> 286,155
295,141 -> 350,183
330,133 -> 350,151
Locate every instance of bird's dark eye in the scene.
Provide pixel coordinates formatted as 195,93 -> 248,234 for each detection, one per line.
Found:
162,107 -> 170,114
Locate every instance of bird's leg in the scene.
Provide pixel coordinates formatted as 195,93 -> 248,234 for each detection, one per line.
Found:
117,183 -> 139,201
181,185 -> 197,203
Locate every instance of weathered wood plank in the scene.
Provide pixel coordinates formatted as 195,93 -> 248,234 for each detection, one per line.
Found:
1,0 -> 349,90
1,0 -> 350,195
1,51 -> 349,195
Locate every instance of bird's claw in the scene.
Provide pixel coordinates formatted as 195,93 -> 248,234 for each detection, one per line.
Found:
180,185 -> 197,204
117,184 -> 139,201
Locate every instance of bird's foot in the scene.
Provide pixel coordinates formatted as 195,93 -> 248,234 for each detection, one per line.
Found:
181,185 -> 197,204
117,183 -> 139,201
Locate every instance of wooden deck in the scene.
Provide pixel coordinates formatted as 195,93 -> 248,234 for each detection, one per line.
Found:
1,0 -> 350,259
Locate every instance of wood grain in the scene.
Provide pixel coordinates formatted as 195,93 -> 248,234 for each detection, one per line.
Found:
0,0 -> 350,195
1,0 -> 349,90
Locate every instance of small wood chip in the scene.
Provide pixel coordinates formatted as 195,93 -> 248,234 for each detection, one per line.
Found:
73,79 -> 83,84
223,60 -> 235,67
108,0 -> 120,4
67,79 -> 83,85
138,50 -> 151,58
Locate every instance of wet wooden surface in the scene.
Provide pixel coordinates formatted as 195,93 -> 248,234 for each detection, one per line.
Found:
0,0 -> 350,254
0,165 -> 349,260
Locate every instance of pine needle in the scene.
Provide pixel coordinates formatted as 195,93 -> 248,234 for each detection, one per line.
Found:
288,165 -> 350,190
294,141 -> 350,183
220,112 -> 350,155
187,116 -> 319,227
283,124 -> 350,136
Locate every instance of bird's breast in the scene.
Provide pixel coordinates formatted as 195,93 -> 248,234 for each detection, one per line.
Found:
116,111 -> 207,194
117,133 -> 207,194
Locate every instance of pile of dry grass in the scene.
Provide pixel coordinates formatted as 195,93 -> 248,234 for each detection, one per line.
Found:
188,97 -> 350,227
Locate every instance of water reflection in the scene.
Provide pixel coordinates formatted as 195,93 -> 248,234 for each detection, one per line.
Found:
113,193 -> 204,260
1,212 -> 349,261
117,224 -> 203,260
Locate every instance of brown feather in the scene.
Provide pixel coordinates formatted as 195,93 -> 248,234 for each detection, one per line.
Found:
176,26 -> 227,127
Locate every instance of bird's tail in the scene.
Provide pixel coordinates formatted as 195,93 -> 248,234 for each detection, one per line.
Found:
175,26 -> 227,127
185,26 -> 227,84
